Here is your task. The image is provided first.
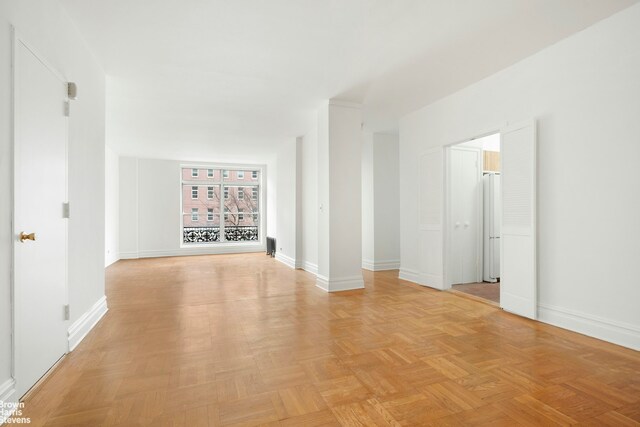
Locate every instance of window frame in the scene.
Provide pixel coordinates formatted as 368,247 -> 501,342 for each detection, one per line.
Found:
191,207 -> 199,222
180,164 -> 266,248
192,168 -> 199,178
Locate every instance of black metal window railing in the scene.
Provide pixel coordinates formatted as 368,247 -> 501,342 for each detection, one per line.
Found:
183,226 -> 258,243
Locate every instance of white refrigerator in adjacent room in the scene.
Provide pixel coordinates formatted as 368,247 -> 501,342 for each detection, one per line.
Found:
483,173 -> 501,282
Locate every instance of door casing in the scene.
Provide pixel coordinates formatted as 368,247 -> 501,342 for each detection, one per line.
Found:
442,122 -> 537,319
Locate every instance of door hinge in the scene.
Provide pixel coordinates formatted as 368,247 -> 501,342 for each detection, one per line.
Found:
63,202 -> 70,219
64,101 -> 70,117
64,305 -> 70,320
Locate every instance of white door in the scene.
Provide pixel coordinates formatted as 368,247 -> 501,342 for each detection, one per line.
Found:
500,120 -> 537,319
418,148 -> 444,288
450,147 -> 482,284
14,37 -> 68,398
492,175 -> 501,279
483,174 -> 501,282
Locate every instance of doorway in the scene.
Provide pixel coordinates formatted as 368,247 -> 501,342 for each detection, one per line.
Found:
446,133 -> 501,304
13,33 -> 69,399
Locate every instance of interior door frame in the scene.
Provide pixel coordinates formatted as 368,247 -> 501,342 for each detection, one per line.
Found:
442,127 -> 501,290
11,26 -> 70,398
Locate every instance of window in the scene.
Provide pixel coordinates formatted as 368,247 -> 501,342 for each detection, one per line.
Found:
182,166 -> 261,244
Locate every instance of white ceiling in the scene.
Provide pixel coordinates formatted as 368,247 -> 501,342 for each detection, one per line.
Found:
60,0 -> 636,161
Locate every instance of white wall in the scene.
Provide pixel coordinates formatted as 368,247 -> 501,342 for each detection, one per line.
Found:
266,155 -> 277,239
0,0 -> 106,399
105,146 -> 119,266
118,157 -> 138,256
295,138 -> 303,264
119,157 -> 271,258
299,126 -> 318,274
362,132 -> 400,271
361,132 -> 375,266
275,140 -> 298,268
372,134 -> 400,268
399,4 -> 640,349
316,106 -> 330,279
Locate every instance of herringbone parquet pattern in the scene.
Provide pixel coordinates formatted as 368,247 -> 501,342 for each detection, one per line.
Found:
17,253 -> 640,426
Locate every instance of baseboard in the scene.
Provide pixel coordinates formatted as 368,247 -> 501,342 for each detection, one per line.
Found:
301,261 -> 318,275
398,268 -> 444,290
105,254 -> 120,267
121,245 -> 266,260
68,296 -> 108,351
275,252 -> 297,269
0,378 -> 17,425
399,267 -> 420,283
538,303 -> 640,351
316,274 -> 365,292
119,251 -> 139,259
395,270 -> 639,350
362,259 -> 401,271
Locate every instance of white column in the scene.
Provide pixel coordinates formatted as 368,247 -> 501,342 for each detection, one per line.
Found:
316,100 -> 364,292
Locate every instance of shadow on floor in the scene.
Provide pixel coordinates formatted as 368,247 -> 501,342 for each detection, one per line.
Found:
452,281 -> 500,303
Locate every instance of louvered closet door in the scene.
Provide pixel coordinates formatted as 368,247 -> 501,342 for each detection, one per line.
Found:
500,120 -> 537,319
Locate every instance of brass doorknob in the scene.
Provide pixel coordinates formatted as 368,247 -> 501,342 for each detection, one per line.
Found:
19,232 -> 36,242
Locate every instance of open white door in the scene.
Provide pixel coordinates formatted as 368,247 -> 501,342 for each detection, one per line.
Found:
500,120 -> 537,319
449,146 -> 482,285
418,147 -> 444,289
14,35 -> 69,398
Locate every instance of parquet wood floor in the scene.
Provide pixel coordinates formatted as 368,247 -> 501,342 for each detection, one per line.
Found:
16,253 -> 640,426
